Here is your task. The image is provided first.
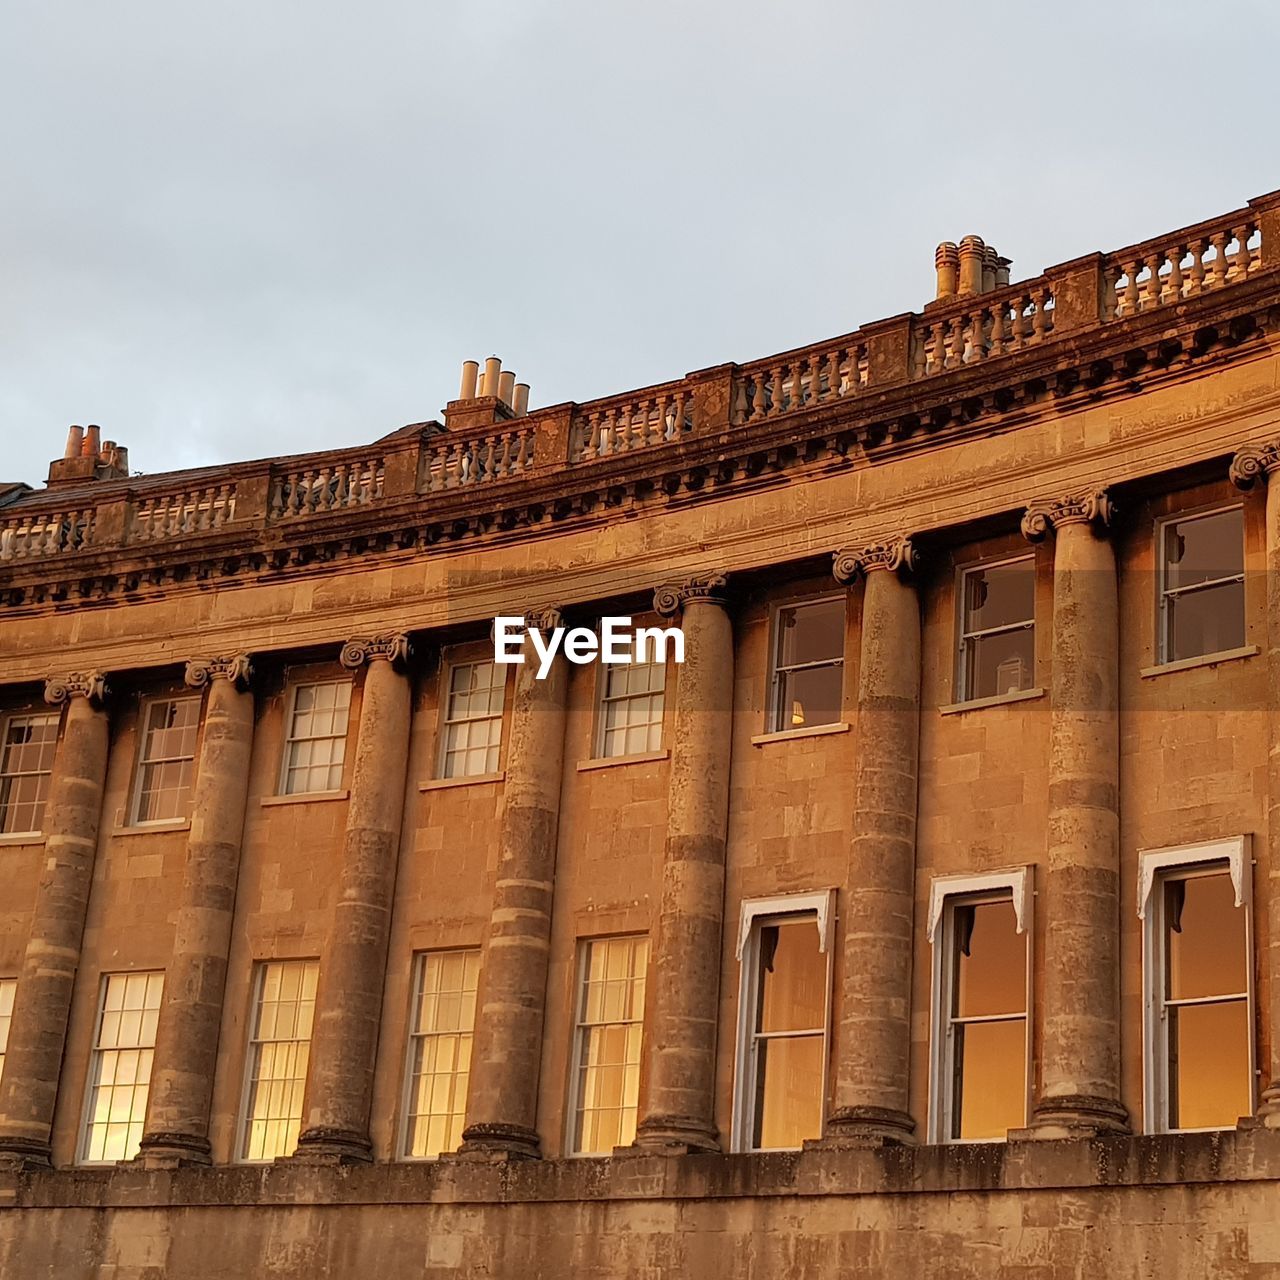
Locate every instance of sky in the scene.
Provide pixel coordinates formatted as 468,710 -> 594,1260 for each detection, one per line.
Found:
2,0 -> 1277,489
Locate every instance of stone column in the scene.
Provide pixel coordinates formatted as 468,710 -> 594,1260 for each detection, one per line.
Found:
137,655 -> 255,1168
0,672 -> 110,1169
824,539 -> 921,1145
1020,489 -> 1129,1136
292,634 -> 413,1164
1231,442 -> 1280,1125
633,573 -> 733,1153
460,609 -> 568,1159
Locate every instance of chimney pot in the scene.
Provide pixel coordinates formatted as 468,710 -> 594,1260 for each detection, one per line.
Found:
498,370 -> 516,407
64,425 -> 84,459
958,236 -> 986,296
481,356 -> 502,399
982,245 -> 999,293
459,360 -> 479,401
82,425 -> 101,458
512,383 -> 530,417
934,242 -> 959,300
996,256 -> 1012,289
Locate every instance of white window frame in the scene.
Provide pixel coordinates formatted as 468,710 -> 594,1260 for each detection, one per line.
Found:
277,678 -> 352,796
566,933 -> 650,1157
128,695 -> 200,826
77,970 -> 165,1165
731,889 -> 836,1153
1155,502 -> 1246,665
236,957 -> 319,1164
437,658 -> 507,780
954,554 -> 1036,703
0,710 -> 60,836
1139,835 -> 1254,1134
594,653 -> 667,760
766,596 -> 846,734
926,867 -> 1034,1144
398,947 -> 481,1161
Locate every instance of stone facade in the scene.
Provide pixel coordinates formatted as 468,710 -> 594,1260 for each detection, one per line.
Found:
1,192 -> 1280,1275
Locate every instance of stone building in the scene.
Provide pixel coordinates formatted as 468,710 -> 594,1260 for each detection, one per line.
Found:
1,192 -> 1280,1277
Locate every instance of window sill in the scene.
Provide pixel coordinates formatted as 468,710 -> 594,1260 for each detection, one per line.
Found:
576,749 -> 670,773
939,687 -> 1045,716
110,819 -> 191,837
1140,645 -> 1259,679
750,722 -> 850,747
419,772 -> 505,792
0,832 -> 45,848
259,790 -> 349,808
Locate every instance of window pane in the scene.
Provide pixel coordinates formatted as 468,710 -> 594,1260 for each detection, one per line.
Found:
1165,870 -> 1247,1000
0,713 -> 59,835
964,628 -> 1034,701
776,599 -> 845,668
952,1018 -> 1027,1140
954,899 -> 1026,1019
776,664 -> 843,731
756,921 -> 826,1034
1165,580 -> 1245,662
1163,508 -> 1244,590
441,663 -> 505,778
752,1034 -> 824,1149
964,560 -> 1034,633
1168,999 -> 1251,1130
283,682 -> 351,794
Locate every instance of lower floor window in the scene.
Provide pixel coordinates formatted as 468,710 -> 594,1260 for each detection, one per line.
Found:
402,949 -> 480,1159
80,971 -> 164,1163
570,935 -> 649,1154
1142,838 -> 1254,1132
733,893 -> 833,1151
239,959 -> 318,1161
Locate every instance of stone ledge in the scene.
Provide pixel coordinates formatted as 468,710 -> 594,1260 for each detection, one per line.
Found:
3,1130 -> 1278,1211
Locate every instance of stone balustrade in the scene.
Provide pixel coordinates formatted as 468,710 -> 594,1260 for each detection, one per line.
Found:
422,423 -> 537,491
731,340 -> 867,425
0,507 -> 96,561
569,386 -> 694,463
132,483 -> 237,541
268,457 -> 384,518
912,285 -> 1056,377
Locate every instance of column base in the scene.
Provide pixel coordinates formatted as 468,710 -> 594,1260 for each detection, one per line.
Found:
456,1122 -> 542,1161
1014,1094 -> 1130,1140
289,1126 -> 374,1166
812,1106 -> 916,1148
0,1137 -> 52,1172
135,1131 -> 213,1170
1238,1080 -> 1280,1129
631,1113 -> 720,1155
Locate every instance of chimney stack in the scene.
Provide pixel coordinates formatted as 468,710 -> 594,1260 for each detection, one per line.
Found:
933,238 -> 1013,302
47,425 -> 131,488
446,355 -> 534,430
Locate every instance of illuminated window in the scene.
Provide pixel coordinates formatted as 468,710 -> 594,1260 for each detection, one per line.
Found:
957,557 -> 1035,701
1141,838 -> 1254,1132
80,971 -> 164,1163
280,681 -> 351,795
768,598 -> 845,732
732,893 -> 833,1151
927,870 -> 1032,1142
0,712 -> 59,834
401,949 -> 480,1159
439,661 -> 505,778
1158,506 -> 1245,663
130,697 -> 199,824
0,978 -> 15,1081
239,959 -> 318,1161
597,659 -> 665,758
569,935 -> 648,1154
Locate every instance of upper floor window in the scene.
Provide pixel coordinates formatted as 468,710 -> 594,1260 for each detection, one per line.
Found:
768,598 -> 845,733
569,935 -> 649,1155
130,697 -> 199,824
1158,505 -> 1245,663
439,660 -> 505,778
927,870 -> 1032,1142
1141,838 -> 1253,1132
280,680 -> 351,795
239,958 -> 318,1161
0,978 -> 15,1081
0,711 -> 59,835
597,659 -> 665,759
957,557 -> 1035,701
79,971 -> 164,1164
401,948 -> 480,1159
732,892 -> 833,1151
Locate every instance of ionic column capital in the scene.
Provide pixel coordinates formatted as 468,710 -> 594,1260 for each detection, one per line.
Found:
522,606 -> 564,633
339,633 -> 411,670
184,654 -> 254,691
832,536 -> 918,584
1021,489 -> 1114,542
43,671 -> 109,707
653,572 -> 729,617
1229,441 -> 1280,490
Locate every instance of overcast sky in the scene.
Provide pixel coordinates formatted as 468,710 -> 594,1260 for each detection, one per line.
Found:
2,1 -> 1276,488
